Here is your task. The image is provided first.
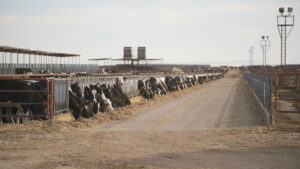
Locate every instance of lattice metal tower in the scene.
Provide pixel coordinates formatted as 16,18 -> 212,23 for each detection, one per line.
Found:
261,35 -> 271,66
277,7 -> 294,66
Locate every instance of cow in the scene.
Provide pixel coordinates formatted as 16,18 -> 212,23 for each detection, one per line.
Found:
84,86 -> 99,114
147,77 -> 168,96
100,89 -> 114,112
114,78 -> 131,106
137,79 -> 155,99
69,89 -> 94,119
0,79 -> 48,123
15,68 -> 33,74
71,82 -> 83,97
90,84 -> 106,112
102,84 -> 118,108
70,82 -> 116,118
38,70 -> 48,74
165,76 -> 178,92
92,84 -> 114,112
69,83 -> 95,118
197,75 -> 207,84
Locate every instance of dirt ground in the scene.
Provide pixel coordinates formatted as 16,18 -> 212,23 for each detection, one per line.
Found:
0,69 -> 300,169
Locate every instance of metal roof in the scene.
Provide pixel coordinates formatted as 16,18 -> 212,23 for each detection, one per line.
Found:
112,58 -> 163,61
88,58 -> 163,61
88,58 -> 112,61
0,46 -> 80,57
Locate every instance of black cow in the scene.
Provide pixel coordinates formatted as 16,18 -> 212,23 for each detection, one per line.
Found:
165,77 -> 179,92
0,80 -> 48,123
112,83 -> 131,106
15,68 -> 33,74
197,76 -> 207,84
69,90 -> 93,119
102,84 -> 118,108
71,83 -> 83,97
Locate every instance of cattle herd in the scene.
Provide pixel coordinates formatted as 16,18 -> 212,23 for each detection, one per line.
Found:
138,73 -> 224,99
0,72 -> 225,123
69,78 -> 131,119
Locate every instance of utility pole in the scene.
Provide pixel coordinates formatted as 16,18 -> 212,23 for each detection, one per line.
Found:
261,35 -> 271,66
277,7 -> 294,66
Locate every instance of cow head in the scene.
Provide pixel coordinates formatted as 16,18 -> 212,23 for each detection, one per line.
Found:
71,83 -> 83,98
84,86 -> 96,102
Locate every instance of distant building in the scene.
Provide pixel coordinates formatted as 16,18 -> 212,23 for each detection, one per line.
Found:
123,47 -> 132,59
137,47 -> 146,60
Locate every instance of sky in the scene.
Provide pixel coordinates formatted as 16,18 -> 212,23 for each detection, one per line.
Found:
0,0 -> 299,66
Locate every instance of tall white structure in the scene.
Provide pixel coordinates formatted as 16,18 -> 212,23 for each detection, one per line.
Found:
249,46 -> 254,65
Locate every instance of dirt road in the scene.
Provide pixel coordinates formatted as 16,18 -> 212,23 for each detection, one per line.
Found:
0,69 -> 299,169
99,73 -> 264,131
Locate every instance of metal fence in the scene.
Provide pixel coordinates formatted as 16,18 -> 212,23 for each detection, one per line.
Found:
67,73 -> 219,98
244,73 -> 271,112
0,78 -> 52,120
68,75 -> 161,98
0,72 -> 223,122
0,63 -> 98,74
53,79 -> 69,115
275,73 -> 300,113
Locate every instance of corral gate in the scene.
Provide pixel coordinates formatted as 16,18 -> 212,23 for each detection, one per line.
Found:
0,78 -> 53,120
275,73 -> 300,113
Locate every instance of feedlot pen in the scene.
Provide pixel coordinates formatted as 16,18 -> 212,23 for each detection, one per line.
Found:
0,73 -> 220,123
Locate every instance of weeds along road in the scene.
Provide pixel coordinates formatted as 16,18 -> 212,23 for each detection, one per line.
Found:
98,70 -> 265,131
0,69 -> 300,169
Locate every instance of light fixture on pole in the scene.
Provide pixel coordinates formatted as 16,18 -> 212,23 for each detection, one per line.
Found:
249,46 -> 254,66
277,7 -> 294,66
261,35 -> 271,66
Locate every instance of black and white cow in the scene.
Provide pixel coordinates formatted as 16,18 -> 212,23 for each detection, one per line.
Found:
84,86 -> 99,114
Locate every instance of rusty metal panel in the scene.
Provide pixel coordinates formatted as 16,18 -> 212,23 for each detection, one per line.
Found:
275,73 -> 300,113
0,78 -> 51,122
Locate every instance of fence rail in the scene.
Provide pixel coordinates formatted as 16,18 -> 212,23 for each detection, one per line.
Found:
68,75 -> 167,98
0,78 -> 52,120
244,73 -> 271,112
